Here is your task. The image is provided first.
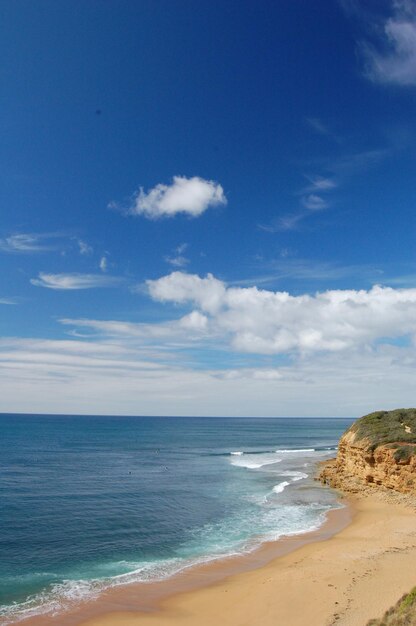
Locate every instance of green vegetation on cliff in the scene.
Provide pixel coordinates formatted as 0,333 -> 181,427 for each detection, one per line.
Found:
367,586 -> 416,625
349,408 -> 416,454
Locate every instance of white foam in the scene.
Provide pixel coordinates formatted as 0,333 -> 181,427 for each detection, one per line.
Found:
279,470 -> 308,482
230,451 -> 243,456
230,457 -> 282,469
272,481 -> 290,494
275,448 -> 315,453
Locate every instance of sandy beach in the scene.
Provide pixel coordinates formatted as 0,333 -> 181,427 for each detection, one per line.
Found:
75,493 -> 416,626
16,490 -> 414,626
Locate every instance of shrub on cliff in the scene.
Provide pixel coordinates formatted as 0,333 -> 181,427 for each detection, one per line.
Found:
350,409 -> 416,455
367,586 -> 416,625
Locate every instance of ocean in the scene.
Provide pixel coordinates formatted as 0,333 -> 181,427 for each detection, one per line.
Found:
0,414 -> 353,624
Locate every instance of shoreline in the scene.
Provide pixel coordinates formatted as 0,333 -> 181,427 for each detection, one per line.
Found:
16,489 -> 416,626
79,491 -> 416,626
7,492 -> 352,626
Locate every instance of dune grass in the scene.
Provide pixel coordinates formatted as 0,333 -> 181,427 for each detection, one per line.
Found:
367,587 -> 416,625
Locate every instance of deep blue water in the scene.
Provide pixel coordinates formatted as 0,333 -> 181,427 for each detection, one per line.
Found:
0,414 -> 353,623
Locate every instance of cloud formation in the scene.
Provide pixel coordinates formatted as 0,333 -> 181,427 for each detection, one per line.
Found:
165,243 -> 190,268
31,272 -> 122,290
147,271 -> 416,355
0,298 -> 16,305
361,1 -> 416,85
0,233 -> 58,253
302,194 -> 329,211
123,176 -> 227,219
77,239 -> 93,255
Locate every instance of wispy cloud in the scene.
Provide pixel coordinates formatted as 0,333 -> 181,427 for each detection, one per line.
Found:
99,256 -> 108,272
359,1 -> 416,86
0,232 -> 97,257
258,213 -> 304,233
0,297 -> 17,305
305,117 -> 331,136
303,175 -> 337,192
260,163 -> 338,234
30,272 -> 123,290
77,239 -> 93,255
165,243 -> 190,267
111,176 -> 227,219
305,117 -> 342,143
301,194 -> 329,211
0,233 -> 60,253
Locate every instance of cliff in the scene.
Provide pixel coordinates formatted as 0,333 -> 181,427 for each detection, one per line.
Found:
319,408 -> 416,495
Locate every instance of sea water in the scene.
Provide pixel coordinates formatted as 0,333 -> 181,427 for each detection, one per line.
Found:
0,414 -> 353,623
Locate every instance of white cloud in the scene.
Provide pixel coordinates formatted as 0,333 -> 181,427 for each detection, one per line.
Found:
60,313 -> 210,340
99,256 -> 108,272
148,271 -> 226,315
122,175 -> 227,219
302,194 -> 329,211
30,272 -> 122,290
147,271 -> 416,355
0,298 -> 17,305
360,1 -> 416,85
304,175 -> 337,192
165,243 -> 190,267
78,239 -> 93,255
258,213 -> 304,233
0,233 -> 59,253
1,333 -> 416,417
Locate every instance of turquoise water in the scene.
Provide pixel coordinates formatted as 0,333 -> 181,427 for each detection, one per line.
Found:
0,414 -> 353,623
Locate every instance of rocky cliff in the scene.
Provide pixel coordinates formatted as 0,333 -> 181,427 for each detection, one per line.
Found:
319,409 -> 416,494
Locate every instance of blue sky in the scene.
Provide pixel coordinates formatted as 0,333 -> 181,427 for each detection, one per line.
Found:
1,0 -> 416,416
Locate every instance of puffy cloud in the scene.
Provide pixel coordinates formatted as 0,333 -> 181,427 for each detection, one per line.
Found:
30,272 -> 122,290
146,271 -> 416,355
361,1 -> 416,85
147,271 -> 226,314
125,176 -> 227,219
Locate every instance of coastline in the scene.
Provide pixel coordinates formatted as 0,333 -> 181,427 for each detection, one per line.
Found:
78,492 -> 416,626
10,495 -> 351,626
7,478 -> 416,626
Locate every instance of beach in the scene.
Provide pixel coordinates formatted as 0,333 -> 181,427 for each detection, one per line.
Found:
14,491 -> 416,626
4,416 -> 416,626
76,494 -> 416,626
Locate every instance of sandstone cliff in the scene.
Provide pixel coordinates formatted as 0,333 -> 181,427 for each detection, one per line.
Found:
319,408 -> 416,495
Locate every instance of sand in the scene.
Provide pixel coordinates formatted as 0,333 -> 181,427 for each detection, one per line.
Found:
72,493 -> 416,626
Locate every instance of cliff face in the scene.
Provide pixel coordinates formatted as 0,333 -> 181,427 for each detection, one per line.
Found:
319,409 -> 416,495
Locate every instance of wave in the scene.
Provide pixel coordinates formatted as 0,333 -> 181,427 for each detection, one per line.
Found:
272,481 -> 290,494
230,451 -> 244,456
279,470 -> 308,482
275,448 -> 315,453
0,498 -> 340,625
230,457 -> 282,469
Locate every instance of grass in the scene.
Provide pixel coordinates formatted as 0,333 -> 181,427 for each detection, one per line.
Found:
367,587 -> 416,625
349,409 -> 416,454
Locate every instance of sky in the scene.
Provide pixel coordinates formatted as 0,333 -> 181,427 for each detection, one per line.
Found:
1,0 -> 416,416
